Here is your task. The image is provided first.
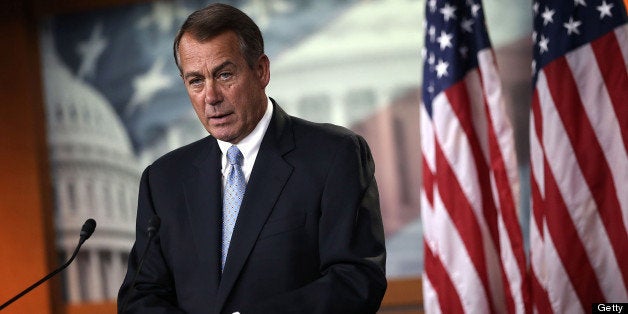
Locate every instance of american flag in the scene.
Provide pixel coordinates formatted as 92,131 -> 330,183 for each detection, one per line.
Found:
530,0 -> 628,312
420,0 -> 528,313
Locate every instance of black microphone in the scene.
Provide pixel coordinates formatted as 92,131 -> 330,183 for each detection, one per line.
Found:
120,215 -> 161,313
146,215 -> 161,239
0,218 -> 97,311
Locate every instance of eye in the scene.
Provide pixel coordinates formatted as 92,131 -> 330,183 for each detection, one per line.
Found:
188,78 -> 203,86
217,72 -> 233,80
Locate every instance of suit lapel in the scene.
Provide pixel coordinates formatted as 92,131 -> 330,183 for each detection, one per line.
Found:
215,103 -> 295,313
183,137 -> 222,297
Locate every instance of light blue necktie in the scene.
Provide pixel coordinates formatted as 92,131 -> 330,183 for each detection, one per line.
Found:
222,145 -> 245,270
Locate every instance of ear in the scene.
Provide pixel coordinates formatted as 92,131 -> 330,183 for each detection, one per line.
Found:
256,54 -> 270,88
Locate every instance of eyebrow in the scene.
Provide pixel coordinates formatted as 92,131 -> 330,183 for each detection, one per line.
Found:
182,61 -> 235,81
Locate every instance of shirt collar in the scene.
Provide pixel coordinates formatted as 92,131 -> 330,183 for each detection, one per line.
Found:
216,97 -> 273,161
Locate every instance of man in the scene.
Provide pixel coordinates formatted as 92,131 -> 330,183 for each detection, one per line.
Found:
118,3 -> 386,313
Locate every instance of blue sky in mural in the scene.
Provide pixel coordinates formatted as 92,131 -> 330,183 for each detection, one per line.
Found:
50,0 -> 354,152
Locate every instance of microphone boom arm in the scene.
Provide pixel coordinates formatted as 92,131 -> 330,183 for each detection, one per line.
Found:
0,218 -> 96,311
119,215 -> 161,312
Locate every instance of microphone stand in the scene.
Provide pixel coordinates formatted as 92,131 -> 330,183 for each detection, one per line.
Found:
0,219 -> 96,310
119,215 -> 161,313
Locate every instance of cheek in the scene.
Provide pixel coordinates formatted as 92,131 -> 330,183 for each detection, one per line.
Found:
189,96 -> 206,118
188,92 -> 203,107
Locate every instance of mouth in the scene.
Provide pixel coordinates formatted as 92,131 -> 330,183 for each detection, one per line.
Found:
208,112 -> 233,124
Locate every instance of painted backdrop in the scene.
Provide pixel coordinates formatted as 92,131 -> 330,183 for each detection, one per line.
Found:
38,0 -> 532,304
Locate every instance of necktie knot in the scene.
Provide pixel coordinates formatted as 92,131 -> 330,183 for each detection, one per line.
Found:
226,146 -> 243,166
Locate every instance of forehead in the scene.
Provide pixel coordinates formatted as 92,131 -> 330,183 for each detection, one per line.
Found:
178,31 -> 244,69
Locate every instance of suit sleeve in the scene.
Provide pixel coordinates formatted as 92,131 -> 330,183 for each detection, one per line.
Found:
243,134 -> 387,314
117,166 -> 184,314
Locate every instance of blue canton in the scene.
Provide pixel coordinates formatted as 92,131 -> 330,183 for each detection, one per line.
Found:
421,0 -> 492,117
532,0 -> 626,84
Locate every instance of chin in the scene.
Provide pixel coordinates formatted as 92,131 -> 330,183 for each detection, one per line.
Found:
207,127 -> 230,140
213,132 -> 237,143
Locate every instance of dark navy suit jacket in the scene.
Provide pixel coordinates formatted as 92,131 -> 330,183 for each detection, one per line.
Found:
118,102 -> 387,313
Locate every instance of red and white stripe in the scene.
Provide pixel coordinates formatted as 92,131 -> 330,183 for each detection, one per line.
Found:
421,48 -> 528,313
529,24 -> 628,313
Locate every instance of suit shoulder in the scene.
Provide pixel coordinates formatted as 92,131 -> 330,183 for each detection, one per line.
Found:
290,117 -> 374,158
148,136 -> 214,175
287,115 -> 376,180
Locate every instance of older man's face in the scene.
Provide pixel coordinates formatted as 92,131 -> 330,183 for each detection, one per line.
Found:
178,31 -> 269,144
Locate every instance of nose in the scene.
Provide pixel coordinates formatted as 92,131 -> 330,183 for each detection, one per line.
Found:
204,81 -> 222,106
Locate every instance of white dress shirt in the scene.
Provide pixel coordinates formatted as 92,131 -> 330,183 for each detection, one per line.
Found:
216,98 -> 273,185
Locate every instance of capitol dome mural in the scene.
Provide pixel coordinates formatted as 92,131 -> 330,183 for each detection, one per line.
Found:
41,28 -> 139,303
